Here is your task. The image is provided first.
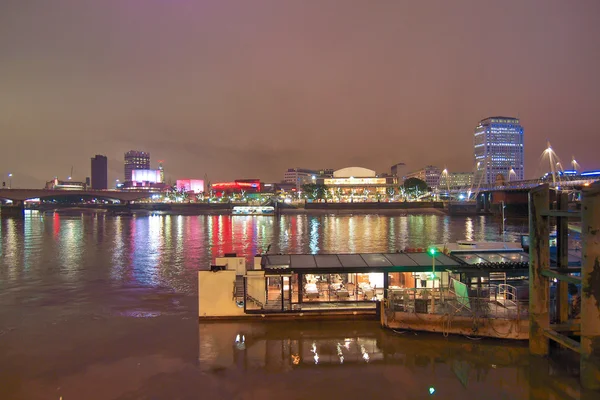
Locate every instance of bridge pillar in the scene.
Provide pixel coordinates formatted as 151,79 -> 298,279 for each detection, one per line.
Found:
580,182 -> 600,390
0,200 -> 25,218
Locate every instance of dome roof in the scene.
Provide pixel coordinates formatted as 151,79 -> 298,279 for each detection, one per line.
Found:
333,167 -> 377,178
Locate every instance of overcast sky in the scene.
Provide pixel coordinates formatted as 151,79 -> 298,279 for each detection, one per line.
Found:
1,0 -> 599,187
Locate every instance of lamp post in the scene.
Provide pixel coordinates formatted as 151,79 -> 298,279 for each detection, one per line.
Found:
428,246 -> 437,313
8,173 -> 13,189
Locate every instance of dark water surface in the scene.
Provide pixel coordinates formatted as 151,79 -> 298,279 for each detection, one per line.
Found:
0,211 -> 587,399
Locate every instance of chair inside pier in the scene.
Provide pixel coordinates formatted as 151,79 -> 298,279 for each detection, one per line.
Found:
251,252 -> 462,313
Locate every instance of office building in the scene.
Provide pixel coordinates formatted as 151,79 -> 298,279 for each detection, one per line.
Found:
438,172 -> 474,189
474,116 -> 524,185
283,168 -> 333,190
90,155 -> 108,190
405,165 -> 441,189
124,150 -> 150,182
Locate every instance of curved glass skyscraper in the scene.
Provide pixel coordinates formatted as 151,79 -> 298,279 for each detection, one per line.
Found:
474,116 -> 524,185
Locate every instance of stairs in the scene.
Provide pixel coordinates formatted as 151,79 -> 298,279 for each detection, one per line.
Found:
263,293 -> 290,311
234,276 -> 244,300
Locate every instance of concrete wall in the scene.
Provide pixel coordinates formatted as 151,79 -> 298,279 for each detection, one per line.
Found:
198,270 -> 245,318
215,257 -> 246,275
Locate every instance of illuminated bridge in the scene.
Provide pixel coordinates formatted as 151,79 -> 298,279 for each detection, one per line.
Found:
437,170 -> 600,199
0,188 -> 161,205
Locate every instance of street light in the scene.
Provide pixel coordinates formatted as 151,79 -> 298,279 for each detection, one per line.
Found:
428,246 -> 438,313
428,246 -> 437,276
8,173 -> 12,188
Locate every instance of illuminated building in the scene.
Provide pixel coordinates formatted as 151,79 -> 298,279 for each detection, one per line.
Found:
176,179 -> 205,193
45,177 -> 87,190
438,172 -> 474,189
121,169 -> 166,190
316,167 -> 397,201
124,150 -> 150,182
211,179 -> 261,194
90,155 -> 108,190
405,166 -> 441,189
474,116 -> 524,185
132,169 -> 162,183
284,168 -> 334,190
158,161 -> 165,183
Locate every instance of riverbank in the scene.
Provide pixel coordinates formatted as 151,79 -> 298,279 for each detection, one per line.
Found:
33,202 -> 448,216
279,207 -> 446,215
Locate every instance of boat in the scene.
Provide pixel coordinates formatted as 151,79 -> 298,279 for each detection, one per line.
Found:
232,206 -> 275,216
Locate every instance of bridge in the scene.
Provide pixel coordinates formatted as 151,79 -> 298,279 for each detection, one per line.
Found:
437,176 -> 599,198
0,188 -> 161,204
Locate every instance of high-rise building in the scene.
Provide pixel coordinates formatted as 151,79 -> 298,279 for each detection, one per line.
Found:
90,155 -> 108,190
474,117 -> 524,185
124,150 -> 150,182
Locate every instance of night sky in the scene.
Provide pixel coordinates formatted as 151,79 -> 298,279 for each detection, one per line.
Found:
1,0 -> 599,188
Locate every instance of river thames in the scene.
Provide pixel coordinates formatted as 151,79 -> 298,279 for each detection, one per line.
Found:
0,211 -> 587,399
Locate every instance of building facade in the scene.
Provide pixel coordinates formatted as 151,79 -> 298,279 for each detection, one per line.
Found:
90,155 -> 108,190
316,167 -> 398,201
438,172 -> 474,189
405,165 -> 441,189
474,117 -> 524,185
124,150 -> 150,182
390,163 -> 407,184
283,168 -> 333,190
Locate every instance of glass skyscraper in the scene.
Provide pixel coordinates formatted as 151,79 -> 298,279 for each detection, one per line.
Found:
474,116 -> 524,185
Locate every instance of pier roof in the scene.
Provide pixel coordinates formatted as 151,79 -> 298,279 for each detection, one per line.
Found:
261,252 -> 461,273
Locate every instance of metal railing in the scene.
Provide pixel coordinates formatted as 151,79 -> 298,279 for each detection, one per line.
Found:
386,281 -> 527,320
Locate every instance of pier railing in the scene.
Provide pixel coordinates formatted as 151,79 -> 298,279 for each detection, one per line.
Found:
386,281 -> 528,320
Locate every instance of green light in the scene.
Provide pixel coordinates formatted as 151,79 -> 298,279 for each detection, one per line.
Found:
428,247 -> 437,256
429,387 -> 435,395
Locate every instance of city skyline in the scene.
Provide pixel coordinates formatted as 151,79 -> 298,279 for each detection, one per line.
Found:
1,0 -> 599,188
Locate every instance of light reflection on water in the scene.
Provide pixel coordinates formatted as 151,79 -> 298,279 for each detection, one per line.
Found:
0,211 -> 526,295
0,211 -> 587,399
197,321 -> 579,399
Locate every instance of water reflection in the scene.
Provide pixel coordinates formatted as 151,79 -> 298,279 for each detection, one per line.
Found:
198,321 -> 538,399
465,217 -> 474,241
1,212 -> 525,295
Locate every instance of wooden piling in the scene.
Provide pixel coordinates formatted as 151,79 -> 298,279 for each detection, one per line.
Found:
556,191 -> 569,323
580,182 -> 600,390
529,184 -> 550,355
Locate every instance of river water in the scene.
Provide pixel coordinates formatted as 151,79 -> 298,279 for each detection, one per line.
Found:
0,210 -> 588,399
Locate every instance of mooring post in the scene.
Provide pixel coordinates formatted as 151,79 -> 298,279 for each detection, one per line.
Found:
580,182 -> 600,390
529,184 -> 550,356
556,191 -> 569,323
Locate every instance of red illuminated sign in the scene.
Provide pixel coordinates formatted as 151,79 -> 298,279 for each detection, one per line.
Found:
211,180 -> 260,192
